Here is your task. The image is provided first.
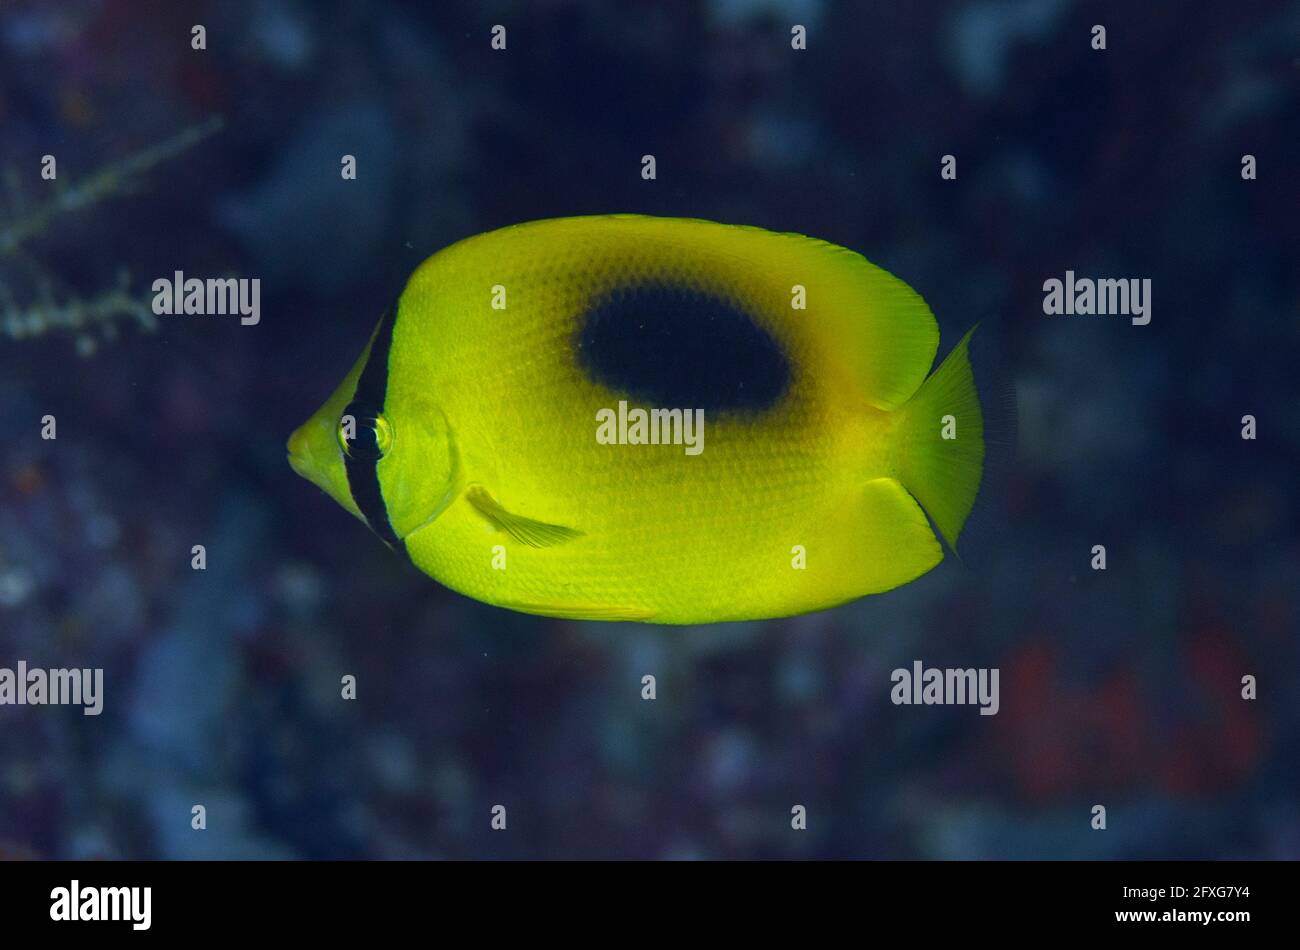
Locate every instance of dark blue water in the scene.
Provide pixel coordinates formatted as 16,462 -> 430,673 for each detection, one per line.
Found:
0,0 -> 1296,860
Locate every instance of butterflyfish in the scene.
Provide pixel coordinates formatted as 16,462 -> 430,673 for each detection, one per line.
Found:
288,215 -> 989,624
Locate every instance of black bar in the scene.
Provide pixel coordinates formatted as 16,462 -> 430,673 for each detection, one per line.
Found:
0,859 -> 1285,937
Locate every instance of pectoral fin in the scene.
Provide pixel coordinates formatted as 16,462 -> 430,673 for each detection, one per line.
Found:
466,485 -> 582,548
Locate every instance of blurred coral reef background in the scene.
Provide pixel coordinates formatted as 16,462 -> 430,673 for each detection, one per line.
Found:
0,0 -> 1297,859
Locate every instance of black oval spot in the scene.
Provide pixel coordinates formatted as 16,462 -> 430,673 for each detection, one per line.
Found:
575,282 -> 792,412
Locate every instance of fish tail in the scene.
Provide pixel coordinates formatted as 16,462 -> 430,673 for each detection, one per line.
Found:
893,326 -> 985,551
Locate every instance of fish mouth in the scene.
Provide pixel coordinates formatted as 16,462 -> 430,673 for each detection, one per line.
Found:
286,423 -> 328,489
286,427 -> 311,478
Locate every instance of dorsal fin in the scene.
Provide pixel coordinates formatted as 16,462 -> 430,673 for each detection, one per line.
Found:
542,215 -> 941,410
716,223 -> 941,409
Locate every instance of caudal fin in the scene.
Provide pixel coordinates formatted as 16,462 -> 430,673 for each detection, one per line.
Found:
894,326 -> 985,551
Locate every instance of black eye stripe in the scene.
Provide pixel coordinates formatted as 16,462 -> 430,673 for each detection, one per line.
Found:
343,303 -> 407,555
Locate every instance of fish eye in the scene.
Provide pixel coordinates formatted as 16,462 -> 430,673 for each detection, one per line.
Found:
337,404 -> 393,461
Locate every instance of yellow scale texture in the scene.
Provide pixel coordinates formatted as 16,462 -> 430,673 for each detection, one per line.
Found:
289,215 -> 984,624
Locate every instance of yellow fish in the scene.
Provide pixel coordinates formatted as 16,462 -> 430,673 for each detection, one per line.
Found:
288,215 -> 986,624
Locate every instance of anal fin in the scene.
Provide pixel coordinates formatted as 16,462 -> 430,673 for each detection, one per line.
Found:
852,477 -> 945,593
500,600 -> 657,622
466,485 -> 583,548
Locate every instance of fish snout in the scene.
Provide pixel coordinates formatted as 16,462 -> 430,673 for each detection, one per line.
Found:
287,417 -> 337,490
286,424 -> 313,478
